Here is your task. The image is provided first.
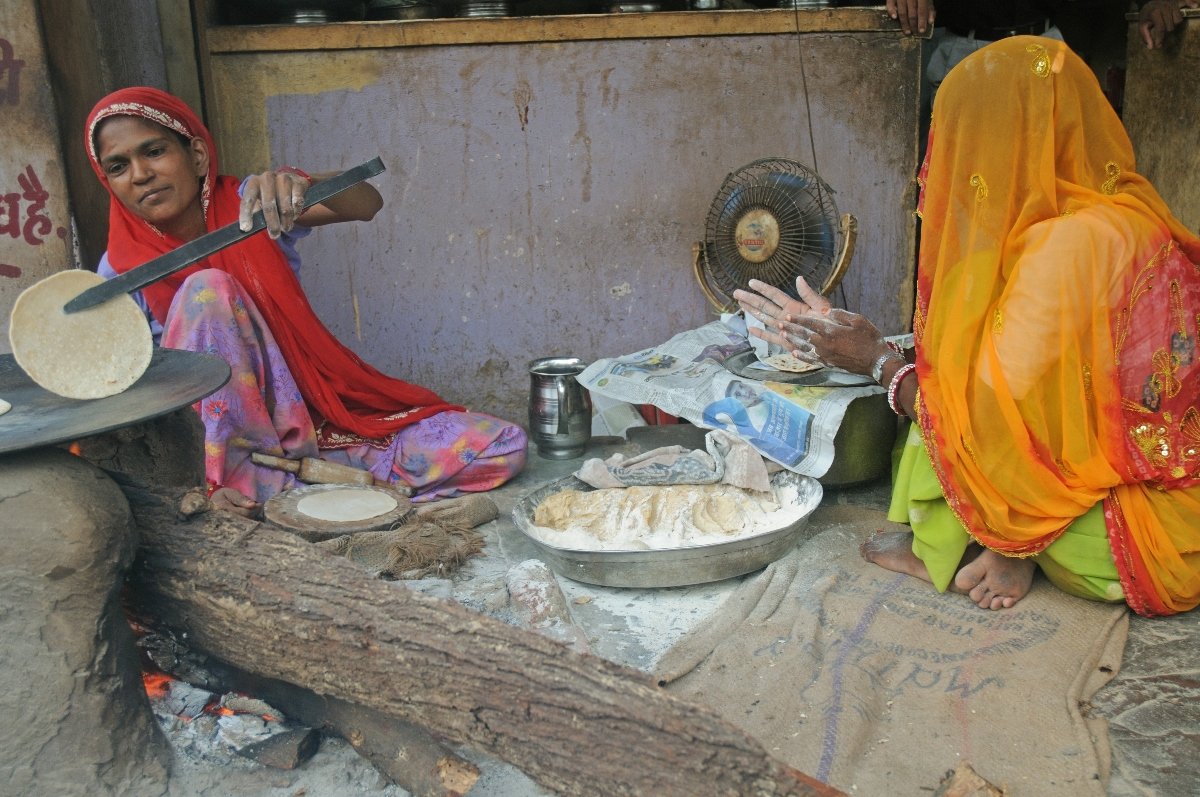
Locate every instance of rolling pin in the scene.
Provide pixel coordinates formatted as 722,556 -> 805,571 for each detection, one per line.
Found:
251,453 -> 412,497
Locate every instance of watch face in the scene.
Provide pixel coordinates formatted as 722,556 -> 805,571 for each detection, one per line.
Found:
871,353 -> 898,385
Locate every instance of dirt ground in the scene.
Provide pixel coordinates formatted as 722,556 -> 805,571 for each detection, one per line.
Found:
143,439 -> 1200,796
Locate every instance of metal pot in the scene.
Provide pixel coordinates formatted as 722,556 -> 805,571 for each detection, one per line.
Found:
819,392 -> 898,487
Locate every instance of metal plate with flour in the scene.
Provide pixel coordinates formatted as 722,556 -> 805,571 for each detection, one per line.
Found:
0,349 -> 230,456
264,483 -> 412,542
511,470 -> 822,588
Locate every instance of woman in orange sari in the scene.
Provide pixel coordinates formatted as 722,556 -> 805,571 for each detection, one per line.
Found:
735,36 -> 1200,616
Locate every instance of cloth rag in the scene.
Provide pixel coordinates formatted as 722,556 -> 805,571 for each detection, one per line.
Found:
316,494 -> 497,579
574,429 -> 771,492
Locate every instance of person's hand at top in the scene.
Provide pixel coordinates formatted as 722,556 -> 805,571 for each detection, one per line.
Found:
1140,0 -> 1198,48
887,0 -> 935,35
240,167 -> 312,239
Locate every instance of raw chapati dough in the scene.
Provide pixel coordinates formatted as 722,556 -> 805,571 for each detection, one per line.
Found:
296,488 -> 399,522
532,483 -> 783,550
0,397 -> 9,416
763,353 -> 821,373
9,270 -> 153,399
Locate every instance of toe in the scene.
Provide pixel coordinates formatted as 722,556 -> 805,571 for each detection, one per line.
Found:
968,582 -> 989,605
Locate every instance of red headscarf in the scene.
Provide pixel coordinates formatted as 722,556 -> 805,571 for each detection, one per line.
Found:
86,86 -> 461,438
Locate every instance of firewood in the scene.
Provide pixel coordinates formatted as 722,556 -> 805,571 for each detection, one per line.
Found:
118,482 -> 843,797
212,663 -> 480,797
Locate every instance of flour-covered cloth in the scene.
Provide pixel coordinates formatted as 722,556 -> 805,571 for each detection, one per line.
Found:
575,429 -> 771,492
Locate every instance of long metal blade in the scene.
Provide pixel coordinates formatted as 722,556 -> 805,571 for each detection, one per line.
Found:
63,157 -> 385,314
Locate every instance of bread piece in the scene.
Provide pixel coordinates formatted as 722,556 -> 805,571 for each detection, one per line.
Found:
9,270 -> 153,399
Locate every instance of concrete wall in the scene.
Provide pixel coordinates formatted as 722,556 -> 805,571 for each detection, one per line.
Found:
0,0 -> 73,353
206,16 -> 923,424
1123,13 -> 1199,234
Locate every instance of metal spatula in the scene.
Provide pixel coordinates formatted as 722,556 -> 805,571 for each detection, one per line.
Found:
64,157 -> 385,314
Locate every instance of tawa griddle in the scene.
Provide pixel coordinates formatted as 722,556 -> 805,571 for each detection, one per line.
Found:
0,349 -> 230,455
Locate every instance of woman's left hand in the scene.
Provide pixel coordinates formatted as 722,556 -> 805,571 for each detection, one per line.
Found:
239,168 -> 312,239
734,277 -> 832,352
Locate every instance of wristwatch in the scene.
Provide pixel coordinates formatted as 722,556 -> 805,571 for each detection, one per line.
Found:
870,351 -> 902,385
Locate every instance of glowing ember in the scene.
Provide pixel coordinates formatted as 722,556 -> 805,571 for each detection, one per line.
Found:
142,671 -> 172,699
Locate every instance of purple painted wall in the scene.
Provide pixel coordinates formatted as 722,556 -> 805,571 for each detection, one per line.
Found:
253,33 -> 920,424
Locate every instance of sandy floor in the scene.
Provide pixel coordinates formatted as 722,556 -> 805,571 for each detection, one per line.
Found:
155,434 -> 1200,797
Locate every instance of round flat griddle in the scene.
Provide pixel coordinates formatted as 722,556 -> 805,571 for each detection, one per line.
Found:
0,349 -> 230,456
723,349 -> 875,387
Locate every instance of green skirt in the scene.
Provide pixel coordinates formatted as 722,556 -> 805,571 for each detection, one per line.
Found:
887,423 -> 1124,602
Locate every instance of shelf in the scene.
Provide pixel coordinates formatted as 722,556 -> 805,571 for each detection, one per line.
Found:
206,7 -> 902,52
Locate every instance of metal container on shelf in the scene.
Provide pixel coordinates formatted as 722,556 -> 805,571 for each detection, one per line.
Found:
227,0 -> 367,23
366,0 -> 443,18
458,0 -> 513,15
609,2 -> 660,11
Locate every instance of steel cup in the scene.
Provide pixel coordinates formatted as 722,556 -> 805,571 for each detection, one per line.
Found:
528,357 -> 592,459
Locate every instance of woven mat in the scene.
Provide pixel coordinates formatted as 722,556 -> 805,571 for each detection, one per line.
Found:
655,506 -> 1129,796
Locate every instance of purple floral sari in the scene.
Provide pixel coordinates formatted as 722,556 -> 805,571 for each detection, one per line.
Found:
162,269 -> 526,503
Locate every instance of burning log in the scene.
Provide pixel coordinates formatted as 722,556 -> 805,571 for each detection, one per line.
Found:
118,480 -> 842,797
150,646 -> 483,797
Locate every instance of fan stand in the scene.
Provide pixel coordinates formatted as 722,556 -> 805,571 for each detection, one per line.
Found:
693,212 -> 858,313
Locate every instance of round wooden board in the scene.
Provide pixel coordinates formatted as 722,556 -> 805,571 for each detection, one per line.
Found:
263,483 -> 413,542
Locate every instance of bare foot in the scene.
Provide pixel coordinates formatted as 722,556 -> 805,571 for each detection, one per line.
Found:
952,548 -> 1036,610
860,531 -> 933,585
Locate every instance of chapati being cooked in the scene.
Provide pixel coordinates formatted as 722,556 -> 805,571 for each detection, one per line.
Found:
9,270 -> 152,400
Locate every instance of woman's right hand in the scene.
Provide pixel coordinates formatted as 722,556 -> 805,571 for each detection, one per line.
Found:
210,487 -> 262,519
239,169 -> 312,239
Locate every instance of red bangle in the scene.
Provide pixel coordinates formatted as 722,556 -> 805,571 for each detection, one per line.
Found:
887,363 -> 918,418
206,481 -> 221,498
277,165 -> 312,183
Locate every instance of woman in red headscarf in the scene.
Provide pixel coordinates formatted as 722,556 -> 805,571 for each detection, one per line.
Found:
735,36 -> 1200,617
86,87 -> 526,515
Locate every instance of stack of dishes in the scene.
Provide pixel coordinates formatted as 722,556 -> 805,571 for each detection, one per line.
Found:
367,0 -> 441,18
458,0 -> 512,15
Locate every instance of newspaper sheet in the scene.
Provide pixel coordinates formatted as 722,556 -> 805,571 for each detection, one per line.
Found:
578,319 -> 883,477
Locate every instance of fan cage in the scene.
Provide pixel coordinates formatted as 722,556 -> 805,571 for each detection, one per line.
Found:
702,158 -> 841,303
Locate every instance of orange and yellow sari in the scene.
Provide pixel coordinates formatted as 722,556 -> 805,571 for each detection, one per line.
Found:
893,36 -> 1200,617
